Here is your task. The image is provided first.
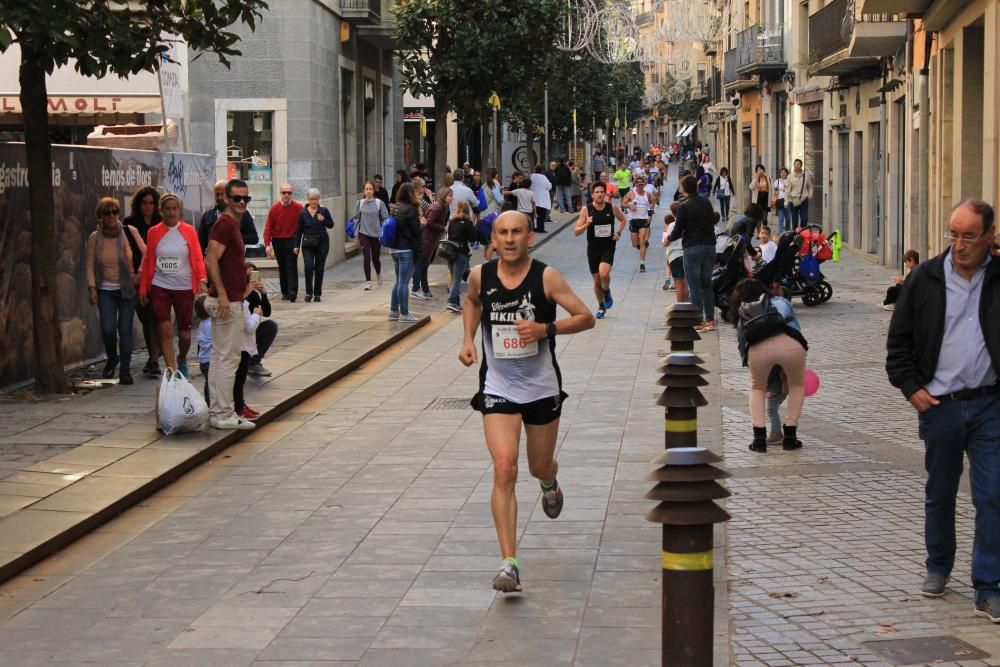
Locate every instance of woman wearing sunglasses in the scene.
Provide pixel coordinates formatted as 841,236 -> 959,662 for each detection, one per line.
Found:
86,197 -> 140,384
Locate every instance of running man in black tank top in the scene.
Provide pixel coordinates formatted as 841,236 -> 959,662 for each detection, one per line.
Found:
574,181 -> 627,319
459,211 -> 595,593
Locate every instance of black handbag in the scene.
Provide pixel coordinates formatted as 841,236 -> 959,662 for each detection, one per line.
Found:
436,239 -> 461,262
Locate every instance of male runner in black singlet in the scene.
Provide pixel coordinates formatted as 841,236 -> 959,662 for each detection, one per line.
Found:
459,211 -> 595,593
574,182 -> 627,319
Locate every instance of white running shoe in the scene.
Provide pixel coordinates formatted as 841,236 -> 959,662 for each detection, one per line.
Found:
364,281 -> 373,290
210,415 -> 256,430
399,313 -> 419,322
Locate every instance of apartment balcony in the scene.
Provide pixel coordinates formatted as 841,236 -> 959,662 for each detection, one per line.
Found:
350,0 -> 398,49
735,24 -> 786,78
808,0 -> 907,77
859,0 -> 928,13
341,0 -> 380,24
723,47 -> 757,92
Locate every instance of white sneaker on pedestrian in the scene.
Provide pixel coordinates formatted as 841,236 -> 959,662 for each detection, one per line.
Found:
411,289 -> 427,300
364,281 -> 372,290
388,310 -> 399,321
376,273 -> 383,286
399,313 -> 419,322
210,415 -> 256,430
882,303 -> 895,311
446,302 -> 462,313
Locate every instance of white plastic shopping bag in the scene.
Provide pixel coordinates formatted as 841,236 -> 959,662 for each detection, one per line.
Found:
157,369 -> 209,434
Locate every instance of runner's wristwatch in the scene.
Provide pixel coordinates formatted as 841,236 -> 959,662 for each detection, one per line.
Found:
546,322 -> 557,338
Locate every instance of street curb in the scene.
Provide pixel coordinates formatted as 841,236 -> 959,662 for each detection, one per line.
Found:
0,316 -> 430,585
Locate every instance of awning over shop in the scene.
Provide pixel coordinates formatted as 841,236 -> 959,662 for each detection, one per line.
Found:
677,123 -> 697,138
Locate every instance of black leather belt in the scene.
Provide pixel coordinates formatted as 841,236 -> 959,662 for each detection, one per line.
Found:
935,384 -> 1000,401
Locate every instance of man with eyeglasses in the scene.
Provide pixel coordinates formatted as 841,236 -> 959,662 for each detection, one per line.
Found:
264,184 -> 303,301
886,198 -> 1000,623
203,179 -> 256,430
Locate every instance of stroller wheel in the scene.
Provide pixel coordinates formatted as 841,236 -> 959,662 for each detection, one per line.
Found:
817,280 -> 833,303
802,286 -> 821,307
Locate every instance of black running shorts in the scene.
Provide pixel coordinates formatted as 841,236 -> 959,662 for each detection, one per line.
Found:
471,391 -> 568,425
669,256 -> 685,279
629,219 -> 650,234
587,243 -> 616,275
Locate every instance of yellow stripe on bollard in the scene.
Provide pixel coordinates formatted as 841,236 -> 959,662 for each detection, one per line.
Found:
664,419 -> 698,433
661,550 -> 713,571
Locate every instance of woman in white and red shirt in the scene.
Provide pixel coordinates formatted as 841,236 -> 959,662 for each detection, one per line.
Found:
139,193 -> 207,378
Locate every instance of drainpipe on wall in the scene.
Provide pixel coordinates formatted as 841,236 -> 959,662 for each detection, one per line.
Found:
917,29 -> 932,263
879,59 -> 888,259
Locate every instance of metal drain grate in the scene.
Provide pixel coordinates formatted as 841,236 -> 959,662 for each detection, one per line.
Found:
426,398 -> 471,410
861,636 -> 989,664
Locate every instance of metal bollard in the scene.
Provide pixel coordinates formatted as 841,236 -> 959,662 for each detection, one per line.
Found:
648,303 -> 730,665
665,302 -> 702,354
657,351 -> 708,450
646,447 -> 731,666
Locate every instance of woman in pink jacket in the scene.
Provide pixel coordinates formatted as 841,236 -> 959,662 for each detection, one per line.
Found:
139,193 -> 207,378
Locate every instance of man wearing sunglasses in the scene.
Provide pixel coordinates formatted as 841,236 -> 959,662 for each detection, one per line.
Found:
203,179 -> 256,430
264,184 -> 303,301
887,198 -> 1000,623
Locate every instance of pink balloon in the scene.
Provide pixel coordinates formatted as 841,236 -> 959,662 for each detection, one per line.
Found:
804,368 -> 820,397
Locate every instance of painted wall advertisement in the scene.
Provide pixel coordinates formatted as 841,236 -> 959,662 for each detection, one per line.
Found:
0,143 -> 213,390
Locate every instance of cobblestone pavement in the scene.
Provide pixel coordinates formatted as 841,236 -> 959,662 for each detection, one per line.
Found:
719,250 -> 1000,666
0,206 -> 687,666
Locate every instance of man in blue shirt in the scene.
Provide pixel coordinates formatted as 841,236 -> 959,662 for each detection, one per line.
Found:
887,199 -> 1000,623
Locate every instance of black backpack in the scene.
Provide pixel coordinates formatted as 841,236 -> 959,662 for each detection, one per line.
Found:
738,293 -> 789,345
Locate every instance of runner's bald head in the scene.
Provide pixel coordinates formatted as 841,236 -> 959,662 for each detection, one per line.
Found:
495,210 -> 531,233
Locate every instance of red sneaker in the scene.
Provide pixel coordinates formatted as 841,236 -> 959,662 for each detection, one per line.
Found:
239,406 -> 260,420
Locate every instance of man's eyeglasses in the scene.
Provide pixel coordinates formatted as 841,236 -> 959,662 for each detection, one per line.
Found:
944,231 -> 984,243
280,190 -> 292,195
229,195 -> 252,203
102,209 -> 120,216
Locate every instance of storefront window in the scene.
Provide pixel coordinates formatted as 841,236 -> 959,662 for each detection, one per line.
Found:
226,110 -> 273,239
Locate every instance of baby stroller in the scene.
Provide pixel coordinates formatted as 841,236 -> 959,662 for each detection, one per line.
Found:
755,227 -> 833,306
712,234 -> 751,321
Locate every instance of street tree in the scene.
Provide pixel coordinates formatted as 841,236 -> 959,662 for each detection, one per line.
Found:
394,0 -> 562,185
0,0 -> 267,393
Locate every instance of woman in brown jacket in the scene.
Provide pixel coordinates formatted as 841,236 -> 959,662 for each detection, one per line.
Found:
411,186 -> 452,300
86,197 -> 141,384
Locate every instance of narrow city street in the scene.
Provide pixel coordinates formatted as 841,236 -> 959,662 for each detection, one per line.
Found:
0,200 -> 996,666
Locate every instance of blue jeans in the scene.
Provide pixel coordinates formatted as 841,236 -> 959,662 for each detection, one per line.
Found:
789,198 -> 809,229
556,185 -> 573,212
918,392 -> 1000,599
97,289 -> 135,372
775,206 -> 791,233
682,244 -> 716,322
448,253 -> 470,306
391,250 -> 415,315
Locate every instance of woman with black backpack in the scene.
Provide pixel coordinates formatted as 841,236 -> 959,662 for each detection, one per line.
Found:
730,278 -> 808,453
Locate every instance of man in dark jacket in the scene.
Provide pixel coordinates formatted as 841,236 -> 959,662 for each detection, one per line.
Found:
554,159 -> 574,213
886,198 -> 1000,622
200,179 -> 259,254
668,174 -> 718,331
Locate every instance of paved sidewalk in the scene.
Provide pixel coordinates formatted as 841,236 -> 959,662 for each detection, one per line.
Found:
0,212 -> 577,583
718,249 -> 1000,666
0,203 -> 694,666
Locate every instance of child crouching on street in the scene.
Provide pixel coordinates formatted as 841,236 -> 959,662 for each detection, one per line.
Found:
195,295 -> 212,403
234,262 -> 264,421
882,249 -> 919,311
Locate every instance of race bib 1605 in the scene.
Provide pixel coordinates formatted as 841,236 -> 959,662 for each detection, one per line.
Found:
157,255 -> 181,274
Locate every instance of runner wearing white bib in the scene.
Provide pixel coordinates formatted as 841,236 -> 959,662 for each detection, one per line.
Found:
574,181 -> 627,319
622,173 -> 658,272
460,211 -> 595,593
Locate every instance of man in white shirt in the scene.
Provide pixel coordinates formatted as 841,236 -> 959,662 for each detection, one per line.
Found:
529,166 -> 552,233
449,168 -> 480,219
